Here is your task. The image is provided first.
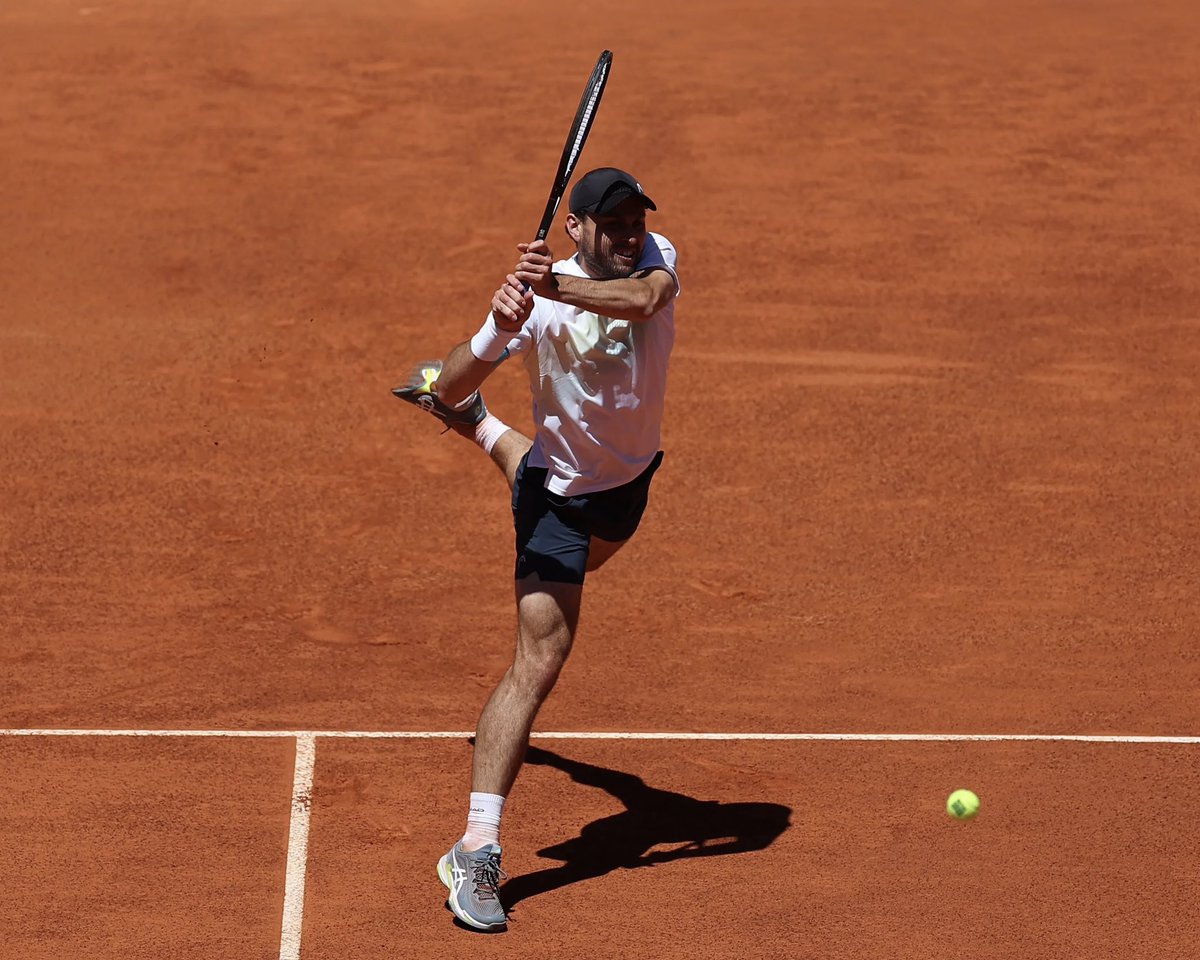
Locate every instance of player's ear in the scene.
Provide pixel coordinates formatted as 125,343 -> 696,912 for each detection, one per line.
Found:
565,212 -> 584,244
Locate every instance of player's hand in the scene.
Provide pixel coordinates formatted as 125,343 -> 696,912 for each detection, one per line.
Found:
514,239 -> 557,297
491,275 -> 534,332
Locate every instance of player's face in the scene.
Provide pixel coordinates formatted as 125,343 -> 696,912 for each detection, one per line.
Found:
573,197 -> 648,279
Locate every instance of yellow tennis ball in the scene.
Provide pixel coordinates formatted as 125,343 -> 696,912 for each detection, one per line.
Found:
947,789 -> 980,819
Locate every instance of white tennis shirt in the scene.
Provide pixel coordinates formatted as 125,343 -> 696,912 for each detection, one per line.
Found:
501,232 -> 679,495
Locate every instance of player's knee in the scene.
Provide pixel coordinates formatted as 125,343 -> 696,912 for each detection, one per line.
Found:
512,639 -> 570,698
512,616 -> 573,695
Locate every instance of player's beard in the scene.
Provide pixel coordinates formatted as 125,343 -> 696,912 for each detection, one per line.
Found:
577,231 -> 642,279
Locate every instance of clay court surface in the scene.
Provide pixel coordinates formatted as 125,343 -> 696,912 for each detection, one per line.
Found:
2,0 -> 1198,957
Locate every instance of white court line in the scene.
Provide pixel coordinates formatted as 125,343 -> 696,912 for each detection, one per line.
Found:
0,728 -> 1198,742
279,736 -> 315,960
6,727 -> 1198,960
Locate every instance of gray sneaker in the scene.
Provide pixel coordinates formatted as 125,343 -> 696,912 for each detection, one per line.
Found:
437,841 -> 508,931
391,361 -> 487,428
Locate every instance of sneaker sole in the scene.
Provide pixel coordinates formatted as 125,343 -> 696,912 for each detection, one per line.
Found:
437,853 -> 506,932
392,387 -> 485,428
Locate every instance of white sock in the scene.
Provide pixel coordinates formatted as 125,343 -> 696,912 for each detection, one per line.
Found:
474,414 -> 512,455
461,791 -> 506,851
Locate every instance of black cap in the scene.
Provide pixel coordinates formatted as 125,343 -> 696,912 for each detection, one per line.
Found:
568,167 -> 657,216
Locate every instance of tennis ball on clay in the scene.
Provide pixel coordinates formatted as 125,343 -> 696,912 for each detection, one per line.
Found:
946,788 -> 980,820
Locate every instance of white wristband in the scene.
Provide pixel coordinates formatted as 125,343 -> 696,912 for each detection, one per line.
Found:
469,315 -> 512,362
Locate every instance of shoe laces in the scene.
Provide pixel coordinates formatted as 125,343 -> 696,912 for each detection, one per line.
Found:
472,852 -> 508,902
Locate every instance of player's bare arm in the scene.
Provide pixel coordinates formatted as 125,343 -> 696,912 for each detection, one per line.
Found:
434,276 -> 533,407
432,342 -> 496,407
514,240 -> 676,322
538,267 -> 676,322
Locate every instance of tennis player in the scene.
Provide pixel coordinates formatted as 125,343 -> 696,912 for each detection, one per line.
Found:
393,167 -> 679,931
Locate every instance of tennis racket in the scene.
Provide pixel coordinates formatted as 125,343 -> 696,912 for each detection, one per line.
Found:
533,50 -> 613,241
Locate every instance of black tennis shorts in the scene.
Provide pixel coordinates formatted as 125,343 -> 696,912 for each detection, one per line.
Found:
512,450 -> 665,585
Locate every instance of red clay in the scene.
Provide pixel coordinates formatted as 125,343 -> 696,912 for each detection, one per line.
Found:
300,738 -> 1200,958
2,0 -> 1198,956
0,736 -> 294,959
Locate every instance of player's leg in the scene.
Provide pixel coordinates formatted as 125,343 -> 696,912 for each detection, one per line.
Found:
470,575 -> 582,799
393,358 -> 532,490
466,459 -> 590,811
585,535 -> 628,571
438,576 -> 580,933
438,461 -> 588,933
451,419 -> 531,490
578,451 -> 666,572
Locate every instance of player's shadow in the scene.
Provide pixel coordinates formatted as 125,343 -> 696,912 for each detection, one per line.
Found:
500,745 -> 791,913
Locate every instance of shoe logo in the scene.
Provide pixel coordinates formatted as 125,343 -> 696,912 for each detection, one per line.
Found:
417,395 -> 436,413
